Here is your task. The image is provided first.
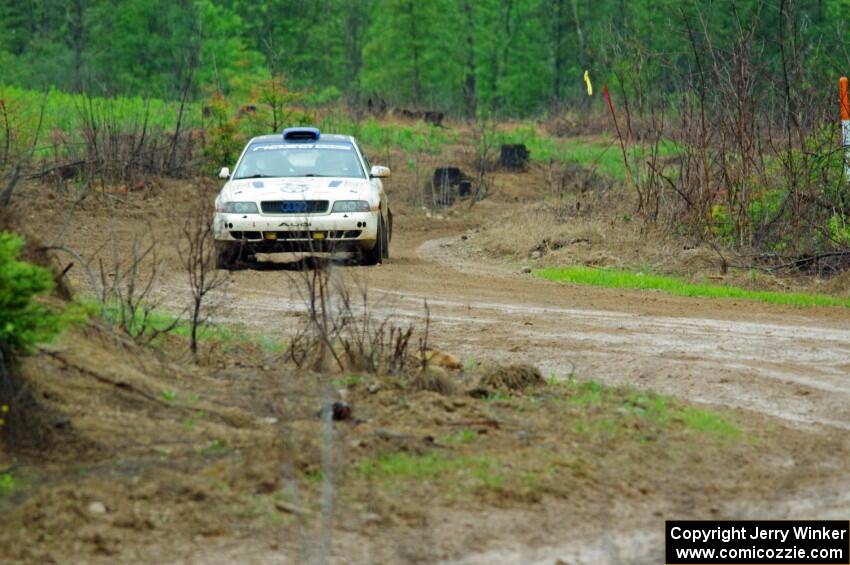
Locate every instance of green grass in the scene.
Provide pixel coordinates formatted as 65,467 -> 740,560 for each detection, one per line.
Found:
0,84 -> 204,159
563,379 -> 740,439
2,84 -> 460,165
96,300 -> 286,352
357,452 -> 503,490
442,428 -> 478,445
319,114 -> 457,155
535,266 -> 850,309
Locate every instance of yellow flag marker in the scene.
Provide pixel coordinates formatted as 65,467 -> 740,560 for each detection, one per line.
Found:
583,70 -> 593,96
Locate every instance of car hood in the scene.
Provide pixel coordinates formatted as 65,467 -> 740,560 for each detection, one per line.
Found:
220,177 -> 373,203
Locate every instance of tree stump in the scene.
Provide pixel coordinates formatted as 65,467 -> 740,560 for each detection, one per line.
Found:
499,144 -> 529,170
433,167 -> 463,187
423,111 -> 444,127
431,167 -> 472,208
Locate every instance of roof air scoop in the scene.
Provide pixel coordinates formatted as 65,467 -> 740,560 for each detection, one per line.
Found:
282,127 -> 321,141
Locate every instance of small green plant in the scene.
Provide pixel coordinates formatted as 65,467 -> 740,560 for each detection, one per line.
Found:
444,429 -> 477,445
161,390 -> 177,402
0,472 -> 17,495
0,232 -> 80,358
182,409 -> 207,431
200,438 -> 226,455
482,391 -> 514,402
334,374 -> 362,388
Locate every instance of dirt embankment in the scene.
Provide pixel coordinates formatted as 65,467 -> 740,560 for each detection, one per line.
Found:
2,317 -> 847,564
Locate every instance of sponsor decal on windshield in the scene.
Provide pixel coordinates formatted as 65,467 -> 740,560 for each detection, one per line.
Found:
314,144 -> 352,150
252,144 -> 287,151
251,143 -> 352,151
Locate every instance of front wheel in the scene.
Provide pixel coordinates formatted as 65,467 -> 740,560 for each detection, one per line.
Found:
214,241 -> 240,270
359,217 -> 385,266
382,210 -> 391,260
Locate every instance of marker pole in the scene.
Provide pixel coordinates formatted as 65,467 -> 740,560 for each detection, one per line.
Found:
841,77 -> 850,182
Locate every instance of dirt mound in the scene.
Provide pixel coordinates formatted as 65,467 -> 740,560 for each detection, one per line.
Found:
477,363 -> 544,391
416,348 -> 463,370
408,366 -> 458,395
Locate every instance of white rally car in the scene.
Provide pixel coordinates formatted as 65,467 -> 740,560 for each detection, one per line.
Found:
213,127 -> 392,269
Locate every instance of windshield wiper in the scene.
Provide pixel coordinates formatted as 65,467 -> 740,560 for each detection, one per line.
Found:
233,174 -> 274,180
303,174 -> 333,177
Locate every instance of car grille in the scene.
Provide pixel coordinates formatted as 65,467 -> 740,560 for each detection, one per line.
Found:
260,200 -> 329,214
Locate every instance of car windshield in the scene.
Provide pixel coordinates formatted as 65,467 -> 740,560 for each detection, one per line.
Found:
233,143 -> 366,179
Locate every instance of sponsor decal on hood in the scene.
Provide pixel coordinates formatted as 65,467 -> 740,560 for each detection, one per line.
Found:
223,177 -> 373,201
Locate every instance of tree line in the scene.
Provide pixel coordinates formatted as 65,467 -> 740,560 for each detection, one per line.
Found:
1,0 -> 849,117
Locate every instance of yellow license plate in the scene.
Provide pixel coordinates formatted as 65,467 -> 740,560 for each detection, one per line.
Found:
312,232 -> 325,240
264,232 -> 277,240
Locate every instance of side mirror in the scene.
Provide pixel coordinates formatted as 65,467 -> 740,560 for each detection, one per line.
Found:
218,167 -> 230,179
370,165 -> 391,179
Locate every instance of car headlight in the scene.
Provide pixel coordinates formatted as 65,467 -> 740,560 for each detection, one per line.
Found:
331,200 -> 371,213
221,201 -> 259,214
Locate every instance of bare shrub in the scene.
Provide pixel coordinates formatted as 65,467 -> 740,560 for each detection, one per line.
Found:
97,231 -> 181,345
604,3 -> 850,273
288,259 -> 422,376
465,118 -> 499,204
177,184 -> 229,361
0,91 -> 48,207
72,96 -> 200,192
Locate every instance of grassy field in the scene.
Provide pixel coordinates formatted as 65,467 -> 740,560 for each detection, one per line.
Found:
324,115 -> 458,154
535,266 -> 850,308
498,124 -> 679,180
0,84 -> 202,153
0,84 -> 457,163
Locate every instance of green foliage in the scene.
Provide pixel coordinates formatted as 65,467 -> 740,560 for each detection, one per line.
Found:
360,0 -> 463,109
535,266 -> 850,308
0,232 -> 76,355
827,214 -> 850,247
0,84 -> 205,163
0,0 -> 848,117
202,91 -> 243,166
0,472 -> 16,496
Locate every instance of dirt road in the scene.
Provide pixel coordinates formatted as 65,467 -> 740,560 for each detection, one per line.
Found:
193,223 -> 850,434
154,219 -> 850,564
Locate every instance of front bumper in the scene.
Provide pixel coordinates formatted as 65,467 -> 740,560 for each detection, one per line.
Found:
214,211 -> 379,252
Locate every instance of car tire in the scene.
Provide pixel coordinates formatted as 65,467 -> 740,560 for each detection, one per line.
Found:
215,241 -> 240,270
359,217 -> 384,266
382,210 -> 391,260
